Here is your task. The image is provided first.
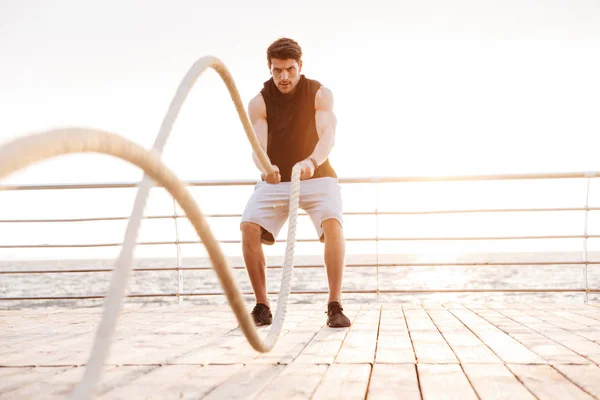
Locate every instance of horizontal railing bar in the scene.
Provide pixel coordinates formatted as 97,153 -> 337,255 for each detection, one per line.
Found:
2,288 -> 598,301
0,214 -> 241,223
2,207 -> 599,224
0,171 -> 598,191
374,207 -> 600,215
2,260 -> 600,274
2,234 -> 599,248
374,235 -> 600,241
0,180 -> 256,191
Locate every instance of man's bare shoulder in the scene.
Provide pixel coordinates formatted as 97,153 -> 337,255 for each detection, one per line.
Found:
315,86 -> 334,111
248,93 -> 266,119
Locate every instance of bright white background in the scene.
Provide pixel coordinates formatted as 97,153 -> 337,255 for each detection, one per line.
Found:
0,0 -> 599,260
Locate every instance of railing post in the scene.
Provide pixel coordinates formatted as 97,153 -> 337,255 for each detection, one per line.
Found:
172,196 -> 183,306
583,176 -> 592,304
374,178 -> 381,303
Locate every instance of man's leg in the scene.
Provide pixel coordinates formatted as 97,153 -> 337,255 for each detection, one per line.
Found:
241,222 -> 269,307
321,218 -> 351,327
240,181 -> 289,326
322,218 -> 345,304
300,177 -> 351,328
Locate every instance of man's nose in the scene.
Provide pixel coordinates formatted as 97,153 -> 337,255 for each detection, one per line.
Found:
281,70 -> 289,80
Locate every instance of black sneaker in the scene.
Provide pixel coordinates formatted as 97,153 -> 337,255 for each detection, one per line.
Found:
327,301 -> 351,328
251,303 -> 272,326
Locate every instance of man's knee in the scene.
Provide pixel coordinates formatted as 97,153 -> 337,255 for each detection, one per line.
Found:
241,222 -> 262,245
322,218 -> 343,240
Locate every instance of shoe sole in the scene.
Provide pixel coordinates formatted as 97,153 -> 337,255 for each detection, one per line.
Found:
327,321 -> 351,328
255,317 -> 273,326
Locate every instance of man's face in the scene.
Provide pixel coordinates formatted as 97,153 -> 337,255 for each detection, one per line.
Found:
270,58 -> 302,94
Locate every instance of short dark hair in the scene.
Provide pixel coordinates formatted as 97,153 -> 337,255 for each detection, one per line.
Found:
267,38 -> 302,67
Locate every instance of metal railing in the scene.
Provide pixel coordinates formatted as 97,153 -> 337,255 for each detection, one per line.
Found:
1,171 -> 598,304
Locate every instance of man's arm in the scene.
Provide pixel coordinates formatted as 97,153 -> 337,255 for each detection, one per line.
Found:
248,94 -> 280,183
248,94 -> 268,174
309,86 -> 337,166
296,86 -> 337,180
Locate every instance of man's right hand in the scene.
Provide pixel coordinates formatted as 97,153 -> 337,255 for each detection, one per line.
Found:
261,165 -> 281,184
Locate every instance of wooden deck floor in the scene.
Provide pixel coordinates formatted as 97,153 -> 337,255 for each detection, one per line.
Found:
2,303 -> 600,399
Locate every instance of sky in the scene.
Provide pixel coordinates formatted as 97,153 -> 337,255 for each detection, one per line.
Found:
0,0 -> 599,260
1,0 -> 599,183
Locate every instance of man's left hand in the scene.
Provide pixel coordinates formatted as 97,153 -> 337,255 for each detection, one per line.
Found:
295,159 -> 315,180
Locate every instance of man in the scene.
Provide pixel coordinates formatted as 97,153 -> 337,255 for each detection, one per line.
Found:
240,38 -> 351,328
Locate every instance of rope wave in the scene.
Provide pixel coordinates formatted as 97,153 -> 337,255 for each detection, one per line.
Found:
0,57 -> 301,399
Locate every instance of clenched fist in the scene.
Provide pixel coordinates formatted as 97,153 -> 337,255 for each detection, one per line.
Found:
261,165 -> 281,184
295,158 -> 316,180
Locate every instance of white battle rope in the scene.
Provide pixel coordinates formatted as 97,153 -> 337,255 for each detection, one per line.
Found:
0,57 -> 302,399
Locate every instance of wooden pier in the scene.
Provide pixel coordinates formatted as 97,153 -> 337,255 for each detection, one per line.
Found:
2,303 -> 600,399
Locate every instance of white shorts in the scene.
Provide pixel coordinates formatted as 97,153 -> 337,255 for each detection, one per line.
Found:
241,177 -> 343,245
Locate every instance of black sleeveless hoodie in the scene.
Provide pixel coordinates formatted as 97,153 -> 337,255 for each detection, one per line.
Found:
260,75 -> 337,182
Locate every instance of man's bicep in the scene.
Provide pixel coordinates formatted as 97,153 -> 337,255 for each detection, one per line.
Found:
315,87 -> 337,134
254,119 -> 268,150
315,86 -> 335,112
248,95 -> 268,150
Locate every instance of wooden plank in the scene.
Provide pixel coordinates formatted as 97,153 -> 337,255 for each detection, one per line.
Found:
375,306 -> 415,364
98,365 -> 199,399
0,328 -> 86,357
427,309 -> 501,363
462,364 -> 536,400
218,305 -> 356,366
214,308 -> 315,365
168,328 -> 251,365
28,333 -> 97,367
202,364 -> 285,400
522,308 -> 600,341
4,304 -> 600,399
255,363 -> 328,400
450,309 -> 544,364
160,327 -> 241,363
292,327 -> 350,364
151,314 -> 237,334
441,302 -> 468,310
367,364 -> 421,400
106,333 -> 200,365
0,331 -> 91,366
0,367 -> 29,379
101,364 -> 244,400
0,367 -> 70,394
7,365 -> 118,399
508,364 -> 595,400
335,305 -> 380,363
94,366 -> 158,397
1,308 -> 206,366
474,308 -> 590,364
404,308 -> 457,364
481,302 -> 534,310
551,310 -> 600,326
1,365 -> 149,399
36,365 -> 100,399
554,364 -> 600,399
253,314 -> 324,365
418,364 -> 478,400
421,303 -> 446,310
496,309 -> 600,364
312,364 -> 371,400
292,307 -> 360,364
159,364 -> 245,400
6,365 -> 122,399
568,308 -> 600,322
